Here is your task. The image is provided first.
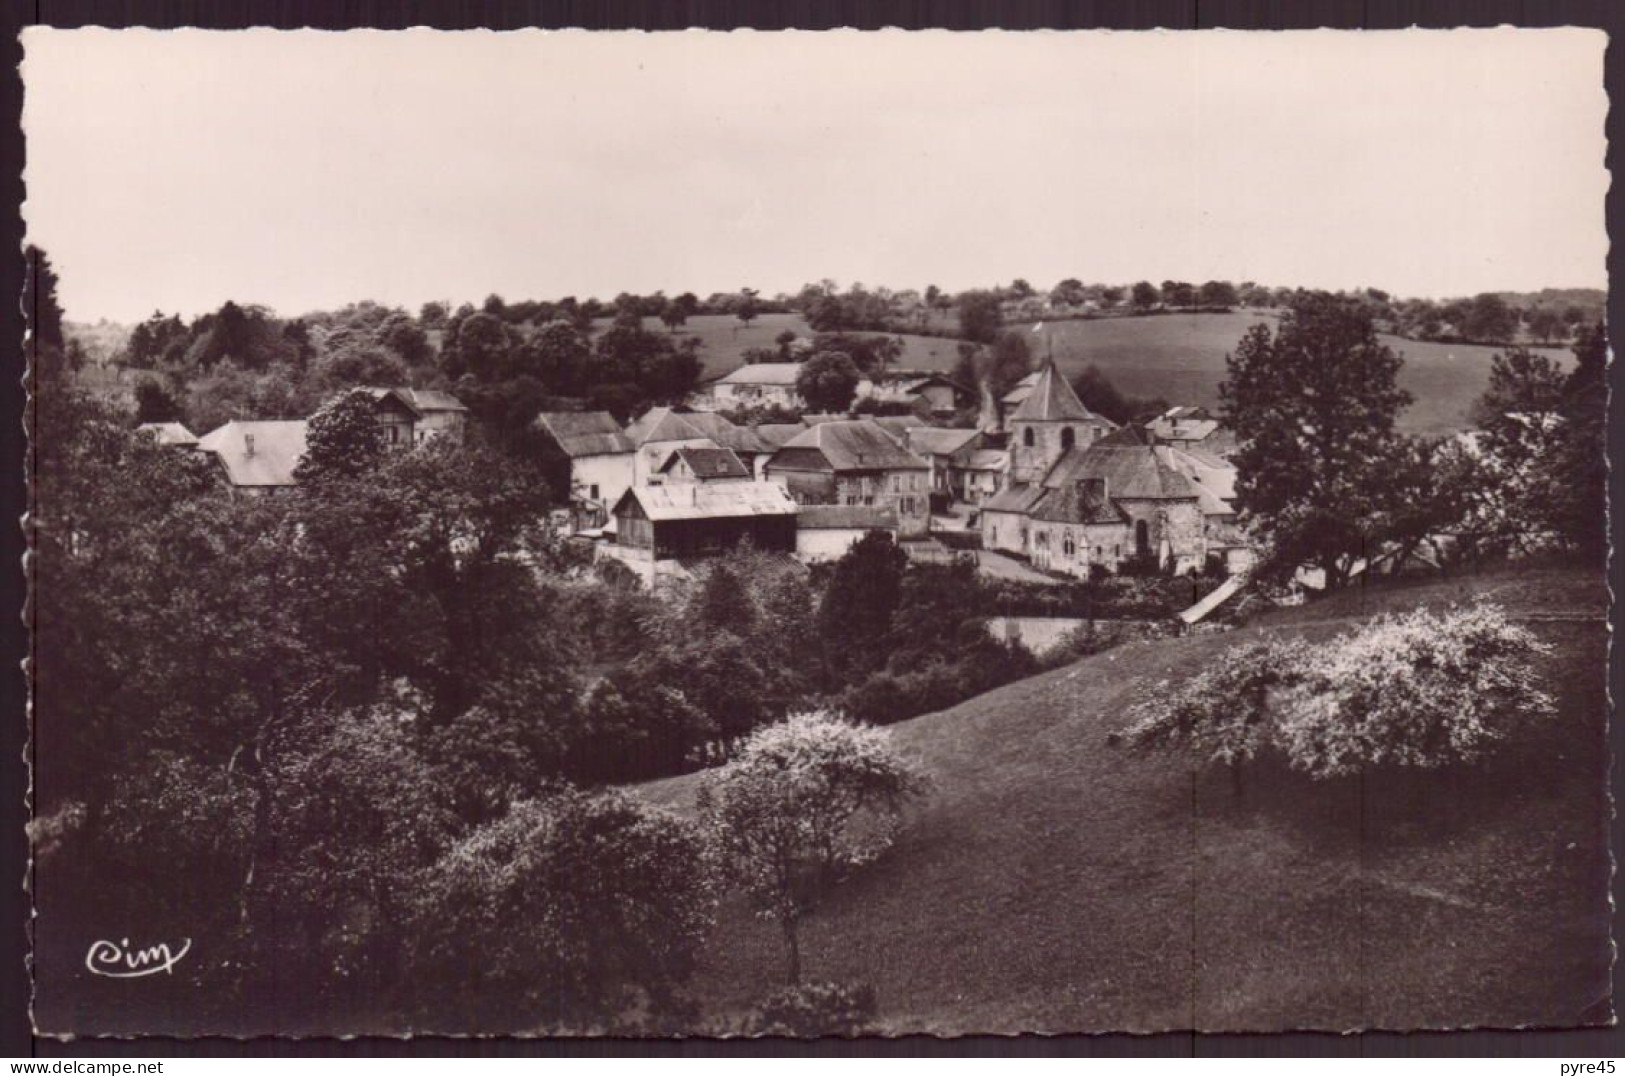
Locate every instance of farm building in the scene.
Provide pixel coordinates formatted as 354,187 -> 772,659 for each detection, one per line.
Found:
194,420 -> 309,496
763,418 -> 932,538
795,504 -> 900,563
1006,362 -> 1118,485
854,371 -> 971,415
624,407 -> 722,486
136,421 -> 199,448
656,445 -> 752,485
610,481 -> 798,563
533,411 -> 636,530
700,362 -> 805,412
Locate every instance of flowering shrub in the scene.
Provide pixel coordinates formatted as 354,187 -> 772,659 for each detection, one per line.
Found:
1275,602 -> 1555,778
1123,638 -> 1309,794
745,980 -> 879,1037
698,712 -> 930,984
1124,601 -> 1553,788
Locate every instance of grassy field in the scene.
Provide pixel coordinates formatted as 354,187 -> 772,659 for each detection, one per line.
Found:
962,313 -> 1570,436
638,564 -> 1610,1034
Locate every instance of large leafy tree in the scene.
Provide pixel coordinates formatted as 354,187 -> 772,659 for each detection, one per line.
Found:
1219,292 -> 1415,588
795,350 -> 861,413
817,530 -> 909,684
295,390 -> 384,485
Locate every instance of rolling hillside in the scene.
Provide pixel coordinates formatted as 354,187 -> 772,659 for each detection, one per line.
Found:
638,565 -> 1609,1034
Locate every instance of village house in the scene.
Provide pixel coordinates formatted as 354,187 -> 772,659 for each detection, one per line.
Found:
533,411 -> 636,530
982,424 -> 1212,577
135,421 -> 199,448
624,407 -> 722,486
854,371 -> 971,416
795,504 -> 900,563
656,445 -> 752,485
351,387 -> 469,449
677,411 -> 775,478
902,426 -> 985,499
953,448 -> 1009,504
607,481 -> 799,582
763,418 -> 932,538
1006,362 -> 1119,484
699,362 -> 805,412
194,419 -> 309,496
1147,405 -> 1238,458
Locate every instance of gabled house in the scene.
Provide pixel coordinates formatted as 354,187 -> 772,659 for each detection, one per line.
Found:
1147,406 -> 1238,458
703,363 -> 805,412
534,411 -> 636,530
763,418 -> 932,537
350,387 -> 469,449
1006,361 -> 1118,484
657,446 -> 752,485
609,481 -> 798,565
953,448 -> 1009,504
194,420 -> 309,496
678,411 -> 775,479
902,426 -> 985,498
624,407 -> 721,486
854,371 -> 971,416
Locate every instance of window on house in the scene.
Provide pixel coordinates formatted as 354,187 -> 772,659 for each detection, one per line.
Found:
589,484 -> 600,500
1022,428 -> 1034,447
1063,534 -> 1075,557
891,475 -> 901,492
1061,427 -> 1075,451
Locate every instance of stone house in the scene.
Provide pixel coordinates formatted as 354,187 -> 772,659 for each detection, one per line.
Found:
764,418 -> 932,538
624,407 -> 721,486
533,411 -> 636,530
656,445 -> 752,485
702,363 -> 805,412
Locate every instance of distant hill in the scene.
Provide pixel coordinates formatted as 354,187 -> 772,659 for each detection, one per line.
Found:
1492,288 -> 1606,314
639,564 -> 1608,1033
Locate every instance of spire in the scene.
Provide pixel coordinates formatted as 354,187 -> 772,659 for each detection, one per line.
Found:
1009,359 -> 1096,423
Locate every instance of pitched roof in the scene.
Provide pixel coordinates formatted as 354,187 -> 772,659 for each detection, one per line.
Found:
659,446 -> 751,480
796,504 -> 900,530
195,420 -> 309,488
981,482 -> 1047,515
352,386 -> 467,415
1040,424 -> 1201,500
624,406 -> 708,446
753,422 -> 810,449
136,421 -> 199,447
613,480 -> 797,522
1009,361 -> 1110,424
679,411 -> 764,454
867,415 -> 918,443
716,362 -> 803,386
776,419 -> 929,472
1029,482 -> 1129,525
1161,444 -> 1238,515
958,448 -> 1008,472
905,426 -> 981,457
1001,370 -> 1040,406
534,411 -> 635,457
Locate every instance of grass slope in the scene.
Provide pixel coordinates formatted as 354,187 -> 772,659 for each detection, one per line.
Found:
639,565 -> 1609,1034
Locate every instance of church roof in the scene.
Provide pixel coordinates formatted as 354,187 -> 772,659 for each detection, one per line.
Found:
1009,361 -> 1114,425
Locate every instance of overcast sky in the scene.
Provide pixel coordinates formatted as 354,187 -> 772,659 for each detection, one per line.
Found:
22,27 -> 1609,324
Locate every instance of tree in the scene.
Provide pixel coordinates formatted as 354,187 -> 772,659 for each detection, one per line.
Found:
1099,285 -> 1124,309
1548,323 -> 1607,561
1008,278 -> 1035,300
1130,281 -> 1159,311
295,391 -> 384,484
1525,306 -> 1564,344
660,304 -> 689,332
134,377 -> 184,424
1049,278 -> 1087,308
1198,280 -> 1238,310
1161,281 -> 1196,310
795,350 -> 861,413
817,530 -> 908,684
956,290 -> 1003,344
1125,639 -> 1309,797
25,245 -> 66,357
1219,292 -> 1415,589
1069,364 -> 1167,426
411,788 -> 716,1032
698,713 -> 928,985
736,287 -> 761,330
1461,292 -> 1517,343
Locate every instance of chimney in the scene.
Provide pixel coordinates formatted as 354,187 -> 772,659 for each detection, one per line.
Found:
244,432 -> 255,458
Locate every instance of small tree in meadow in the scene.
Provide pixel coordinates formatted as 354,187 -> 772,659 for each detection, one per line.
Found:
1274,602 -> 1555,778
698,712 -> 929,985
1124,637 -> 1309,797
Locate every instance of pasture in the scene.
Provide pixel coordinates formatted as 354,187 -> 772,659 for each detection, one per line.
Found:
639,564 -> 1610,1034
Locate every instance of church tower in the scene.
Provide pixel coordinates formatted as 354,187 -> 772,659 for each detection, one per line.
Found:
1007,361 -> 1118,485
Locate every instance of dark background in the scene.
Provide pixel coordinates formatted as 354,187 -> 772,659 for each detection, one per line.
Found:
2,0 -> 1620,1058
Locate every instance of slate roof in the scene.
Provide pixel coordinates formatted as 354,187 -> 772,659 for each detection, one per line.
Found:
796,504 -> 900,530
905,426 -> 981,457
716,362 -> 803,386
195,420 -> 309,488
136,422 -> 199,447
868,415 -> 920,443
773,419 -> 929,473
1028,482 -> 1130,525
679,411 -> 765,454
1039,424 -> 1200,500
980,483 -> 1048,515
1009,361 -> 1113,425
1001,371 -> 1040,406
624,406 -> 708,446
958,448 -> 1009,472
659,446 -> 751,480
613,480 -> 797,522
753,422 -> 810,449
352,386 -> 468,415
534,411 -> 635,458
1161,444 -> 1238,515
